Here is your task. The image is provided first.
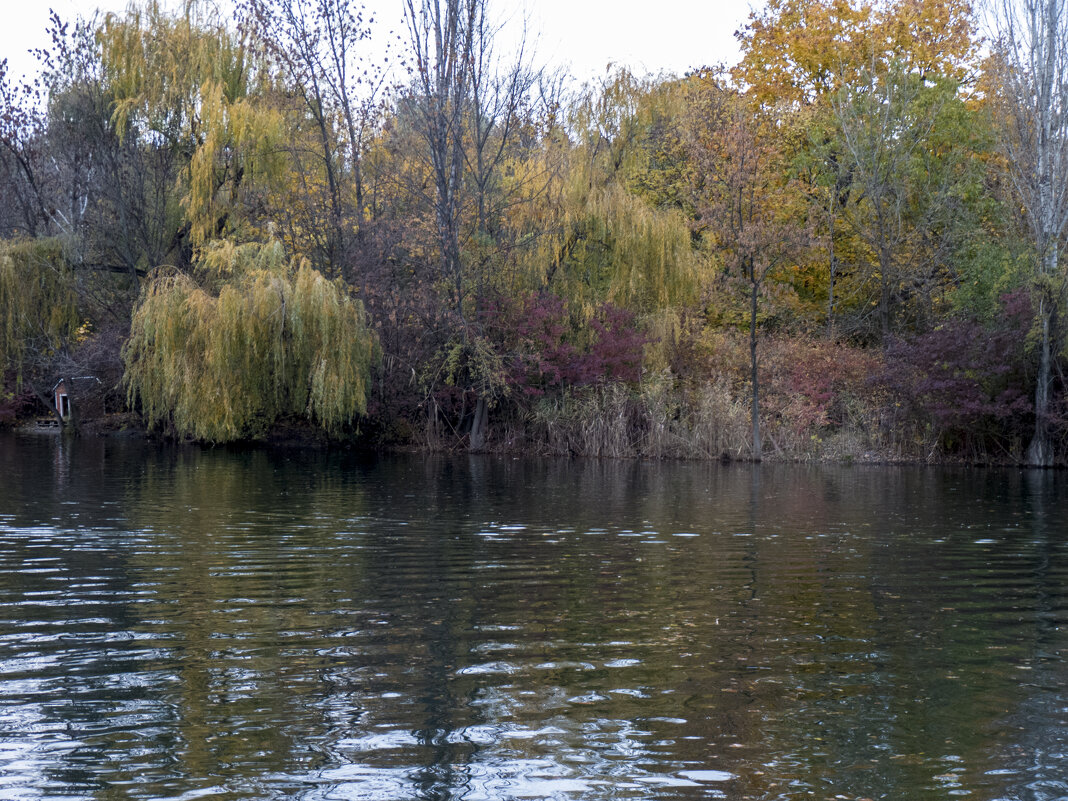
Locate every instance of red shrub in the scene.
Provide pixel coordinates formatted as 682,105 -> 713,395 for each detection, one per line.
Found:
480,291 -> 649,396
881,291 -> 1033,446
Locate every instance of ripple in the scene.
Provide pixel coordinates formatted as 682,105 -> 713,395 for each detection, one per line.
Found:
457,661 -> 520,676
679,769 -> 735,782
2,437 -> 1066,801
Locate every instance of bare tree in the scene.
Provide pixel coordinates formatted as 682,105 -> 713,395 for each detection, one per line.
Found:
991,0 -> 1068,465
243,0 -> 389,274
465,5 -> 536,238
401,0 -> 541,451
402,0 -> 478,316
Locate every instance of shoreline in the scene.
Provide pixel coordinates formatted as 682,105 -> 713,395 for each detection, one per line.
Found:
5,418 -> 1049,469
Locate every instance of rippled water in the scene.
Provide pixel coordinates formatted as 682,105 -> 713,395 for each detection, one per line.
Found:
1,432 -> 1067,800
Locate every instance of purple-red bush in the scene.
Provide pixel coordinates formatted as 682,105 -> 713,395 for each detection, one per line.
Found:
480,291 -> 649,397
780,341 -> 881,431
581,304 -> 647,384
882,291 -> 1033,446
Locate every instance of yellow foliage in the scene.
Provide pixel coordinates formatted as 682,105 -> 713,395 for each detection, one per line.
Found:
99,0 -> 284,248
736,0 -> 979,111
504,70 -> 701,314
123,240 -> 377,441
0,239 -> 80,385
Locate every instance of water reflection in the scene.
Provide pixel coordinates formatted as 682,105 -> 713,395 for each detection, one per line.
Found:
0,432 -> 1067,800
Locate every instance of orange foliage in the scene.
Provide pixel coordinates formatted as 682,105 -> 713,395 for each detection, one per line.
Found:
735,0 -> 979,109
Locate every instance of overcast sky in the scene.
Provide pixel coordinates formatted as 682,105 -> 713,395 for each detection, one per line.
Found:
2,0 -> 758,87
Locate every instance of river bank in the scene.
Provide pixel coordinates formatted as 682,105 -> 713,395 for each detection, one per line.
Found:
8,398 -> 1039,468
3,326 -> 1050,466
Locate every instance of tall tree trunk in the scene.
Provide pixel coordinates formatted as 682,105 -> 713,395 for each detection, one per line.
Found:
993,0 -> 1068,464
750,274 -> 761,462
468,395 -> 488,452
878,245 -> 893,341
1027,286 -> 1056,465
827,226 -> 837,340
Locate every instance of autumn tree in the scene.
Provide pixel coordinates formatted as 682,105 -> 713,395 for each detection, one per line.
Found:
0,238 -> 82,424
989,0 -> 1068,465
0,13 -> 159,428
735,0 -> 978,110
99,0 -> 284,258
736,0 -> 981,337
684,74 -> 805,459
123,240 -> 377,441
241,0 -> 390,276
511,70 -> 699,314
832,66 -> 990,339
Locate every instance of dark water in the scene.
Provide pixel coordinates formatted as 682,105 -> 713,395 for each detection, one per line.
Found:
1,432 -> 1067,801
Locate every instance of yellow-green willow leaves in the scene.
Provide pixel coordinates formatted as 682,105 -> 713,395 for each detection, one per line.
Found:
508,71 -> 699,315
99,0 -> 284,248
123,241 -> 377,441
0,239 -> 80,386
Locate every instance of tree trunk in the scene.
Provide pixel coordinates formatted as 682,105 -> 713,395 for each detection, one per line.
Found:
879,247 -> 893,341
469,395 -> 488,452
827,213 -> 837,340
1026,290 -> 1056,466
750,276 -> 761,462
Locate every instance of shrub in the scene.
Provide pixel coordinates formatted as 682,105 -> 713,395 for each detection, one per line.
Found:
881,292 -> 1033,453
0,390 -> 41,427
480,291 -> 650,398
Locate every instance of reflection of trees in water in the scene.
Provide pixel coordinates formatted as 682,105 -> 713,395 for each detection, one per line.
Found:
4,438 -> 1068,799
0,432 -> 111,527
982,470 -> 1068,801
115,446 -> 378,791
752,467 -> 1068,801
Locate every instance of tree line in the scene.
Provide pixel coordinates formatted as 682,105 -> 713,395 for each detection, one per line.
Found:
2,0 -> 1068,465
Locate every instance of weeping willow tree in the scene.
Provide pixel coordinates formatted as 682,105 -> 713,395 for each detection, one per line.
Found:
99,0 -> 284,252
537,181 -> 697,313
510,70 -> 699,316
0,238 -> 81,416
123,241 -> 377,441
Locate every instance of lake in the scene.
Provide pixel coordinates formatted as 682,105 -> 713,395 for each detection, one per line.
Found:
1,430 -> 1066,800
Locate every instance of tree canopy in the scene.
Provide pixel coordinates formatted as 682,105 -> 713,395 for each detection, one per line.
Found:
123,240 -> 377,441
2,0 -> 1066,463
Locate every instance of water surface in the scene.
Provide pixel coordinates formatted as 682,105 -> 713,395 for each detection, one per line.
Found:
1,431 -> 1066,800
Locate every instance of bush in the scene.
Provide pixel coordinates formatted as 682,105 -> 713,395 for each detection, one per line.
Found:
881,292 -> 1033,455
479,291 -> 650,398
0,390 -> 42,427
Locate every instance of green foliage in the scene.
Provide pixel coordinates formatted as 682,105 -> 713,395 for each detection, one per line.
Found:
825,67 -> 997,336
0,239 -> 81,385
123,241 -> 377,441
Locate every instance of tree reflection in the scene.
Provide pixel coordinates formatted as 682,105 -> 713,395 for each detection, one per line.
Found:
1,436 -> 1067,799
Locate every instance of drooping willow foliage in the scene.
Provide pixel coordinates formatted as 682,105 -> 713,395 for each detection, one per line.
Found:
123,241 -> 377,441
0,239 -> 80,386
505,72 -> 700,317
100,0 -> 285,247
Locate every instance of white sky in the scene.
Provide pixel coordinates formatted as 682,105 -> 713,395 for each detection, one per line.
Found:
1,0 -> 758,87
